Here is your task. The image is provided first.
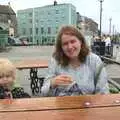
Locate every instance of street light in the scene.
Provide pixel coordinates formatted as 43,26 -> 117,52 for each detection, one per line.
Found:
8,19 -> 11,36
98,0 -> 104,40
109,18 -> 112,35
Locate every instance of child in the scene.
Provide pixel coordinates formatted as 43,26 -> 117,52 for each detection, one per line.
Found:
0,58 -> 30,99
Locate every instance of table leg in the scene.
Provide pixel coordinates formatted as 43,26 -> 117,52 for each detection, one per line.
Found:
29,68 -> 44,95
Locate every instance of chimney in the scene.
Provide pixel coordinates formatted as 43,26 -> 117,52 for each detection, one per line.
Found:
54,0 -> 57,6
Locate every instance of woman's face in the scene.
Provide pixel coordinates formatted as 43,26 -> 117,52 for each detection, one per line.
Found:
61,34 -> 82,60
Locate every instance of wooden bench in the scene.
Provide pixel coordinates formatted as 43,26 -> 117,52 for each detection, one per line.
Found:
0,94 -> 120,120
15,59 -> 48,95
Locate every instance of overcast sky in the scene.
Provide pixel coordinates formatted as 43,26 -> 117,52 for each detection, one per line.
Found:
1,0 -> 120,33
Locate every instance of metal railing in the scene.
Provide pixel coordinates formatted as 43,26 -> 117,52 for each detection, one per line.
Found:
100,56 -> 120,93
92,41 -> 113,57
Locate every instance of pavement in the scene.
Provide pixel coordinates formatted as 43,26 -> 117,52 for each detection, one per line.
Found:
106,64 -> 120,83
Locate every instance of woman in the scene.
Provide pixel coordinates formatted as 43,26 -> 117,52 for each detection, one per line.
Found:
0,58 -> 30,99
41,25 -> 109,96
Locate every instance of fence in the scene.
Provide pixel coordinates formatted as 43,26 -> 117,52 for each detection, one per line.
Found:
92,41 -> 113,57
0,30 -> 8,50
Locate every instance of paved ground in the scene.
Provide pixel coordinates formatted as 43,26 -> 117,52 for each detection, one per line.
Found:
0,46 -> 54,61
106,64 -> 120,79
0,46 -> 120,96
0,46 -> 53,96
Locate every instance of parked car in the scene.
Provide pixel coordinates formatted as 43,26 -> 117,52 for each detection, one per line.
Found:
19,36 -> 29,45
13,37 -> 23,46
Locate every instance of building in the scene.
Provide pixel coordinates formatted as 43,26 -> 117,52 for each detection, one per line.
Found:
82,16 -> 98,36
0,4 -> 17,36
0,4 -> 17,49
17,2 -> 76,45
77,13 -> 98,46
77,14 -> 98,36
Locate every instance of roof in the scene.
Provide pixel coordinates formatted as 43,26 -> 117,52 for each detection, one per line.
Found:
0,5 -> 15,15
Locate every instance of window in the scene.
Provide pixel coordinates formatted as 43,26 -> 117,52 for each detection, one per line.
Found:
29,12 -> 32,17
29,19 -> 32,23
41,27 -> 44,34
56,27 -> 58,33
29,37 -> 32,42
47,20 -> 51,22
22,28 -> 26,35
35,12 -> 38,16
56,10 -> 59,14
48,12 -> 51,15
36,28 -> 38,34
48,27 -> 51,34
35,19 -> 38,23
40,20 -> 44,23
29,28 -> 32,34
56,20 -> 59,23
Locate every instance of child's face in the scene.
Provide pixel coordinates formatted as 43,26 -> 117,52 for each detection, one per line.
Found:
0,74 -> 14,89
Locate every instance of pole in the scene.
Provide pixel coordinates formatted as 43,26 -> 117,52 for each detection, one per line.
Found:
112,25 -> 115,42
32,8 -> 35,45
99,0 -> 104,40
109,18 -> 112,35
113,25 -> 115,36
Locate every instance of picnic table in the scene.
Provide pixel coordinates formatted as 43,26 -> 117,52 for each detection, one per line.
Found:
15,59 -> 48,95
0,94 -> 120,120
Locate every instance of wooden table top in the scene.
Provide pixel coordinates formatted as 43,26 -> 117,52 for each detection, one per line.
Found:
0,94 -> 120,120
0,107 -> 120,120
0,94 -> 120,111
14,59 -> 48,69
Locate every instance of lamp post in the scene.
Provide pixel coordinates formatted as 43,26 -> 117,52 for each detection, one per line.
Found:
99,0 -> 104,40
109,18 -> 112,35
8,19 -> 11,36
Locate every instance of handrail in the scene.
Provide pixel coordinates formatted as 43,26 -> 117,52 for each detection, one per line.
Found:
100,56 -> 120,93
108,79 -> 120,91
100,56 -> 120,65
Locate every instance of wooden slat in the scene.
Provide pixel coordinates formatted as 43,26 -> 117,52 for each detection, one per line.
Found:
0,94 -> 120,112
0,106 -> 120,120
14,59 -> 48,69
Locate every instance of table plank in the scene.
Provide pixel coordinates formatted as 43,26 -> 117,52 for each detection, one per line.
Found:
0,106 -> 120,120
14,59 -> 48,69
0,94 -> 120,112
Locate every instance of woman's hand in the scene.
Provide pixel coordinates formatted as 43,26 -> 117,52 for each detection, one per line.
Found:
51,75 -> 73,87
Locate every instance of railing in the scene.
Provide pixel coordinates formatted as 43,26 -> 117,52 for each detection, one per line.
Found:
92,41 -> 113,57
100,56 -> 120,93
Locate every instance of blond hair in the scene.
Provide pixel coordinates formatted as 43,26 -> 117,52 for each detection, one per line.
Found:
0,58 -> 16,80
